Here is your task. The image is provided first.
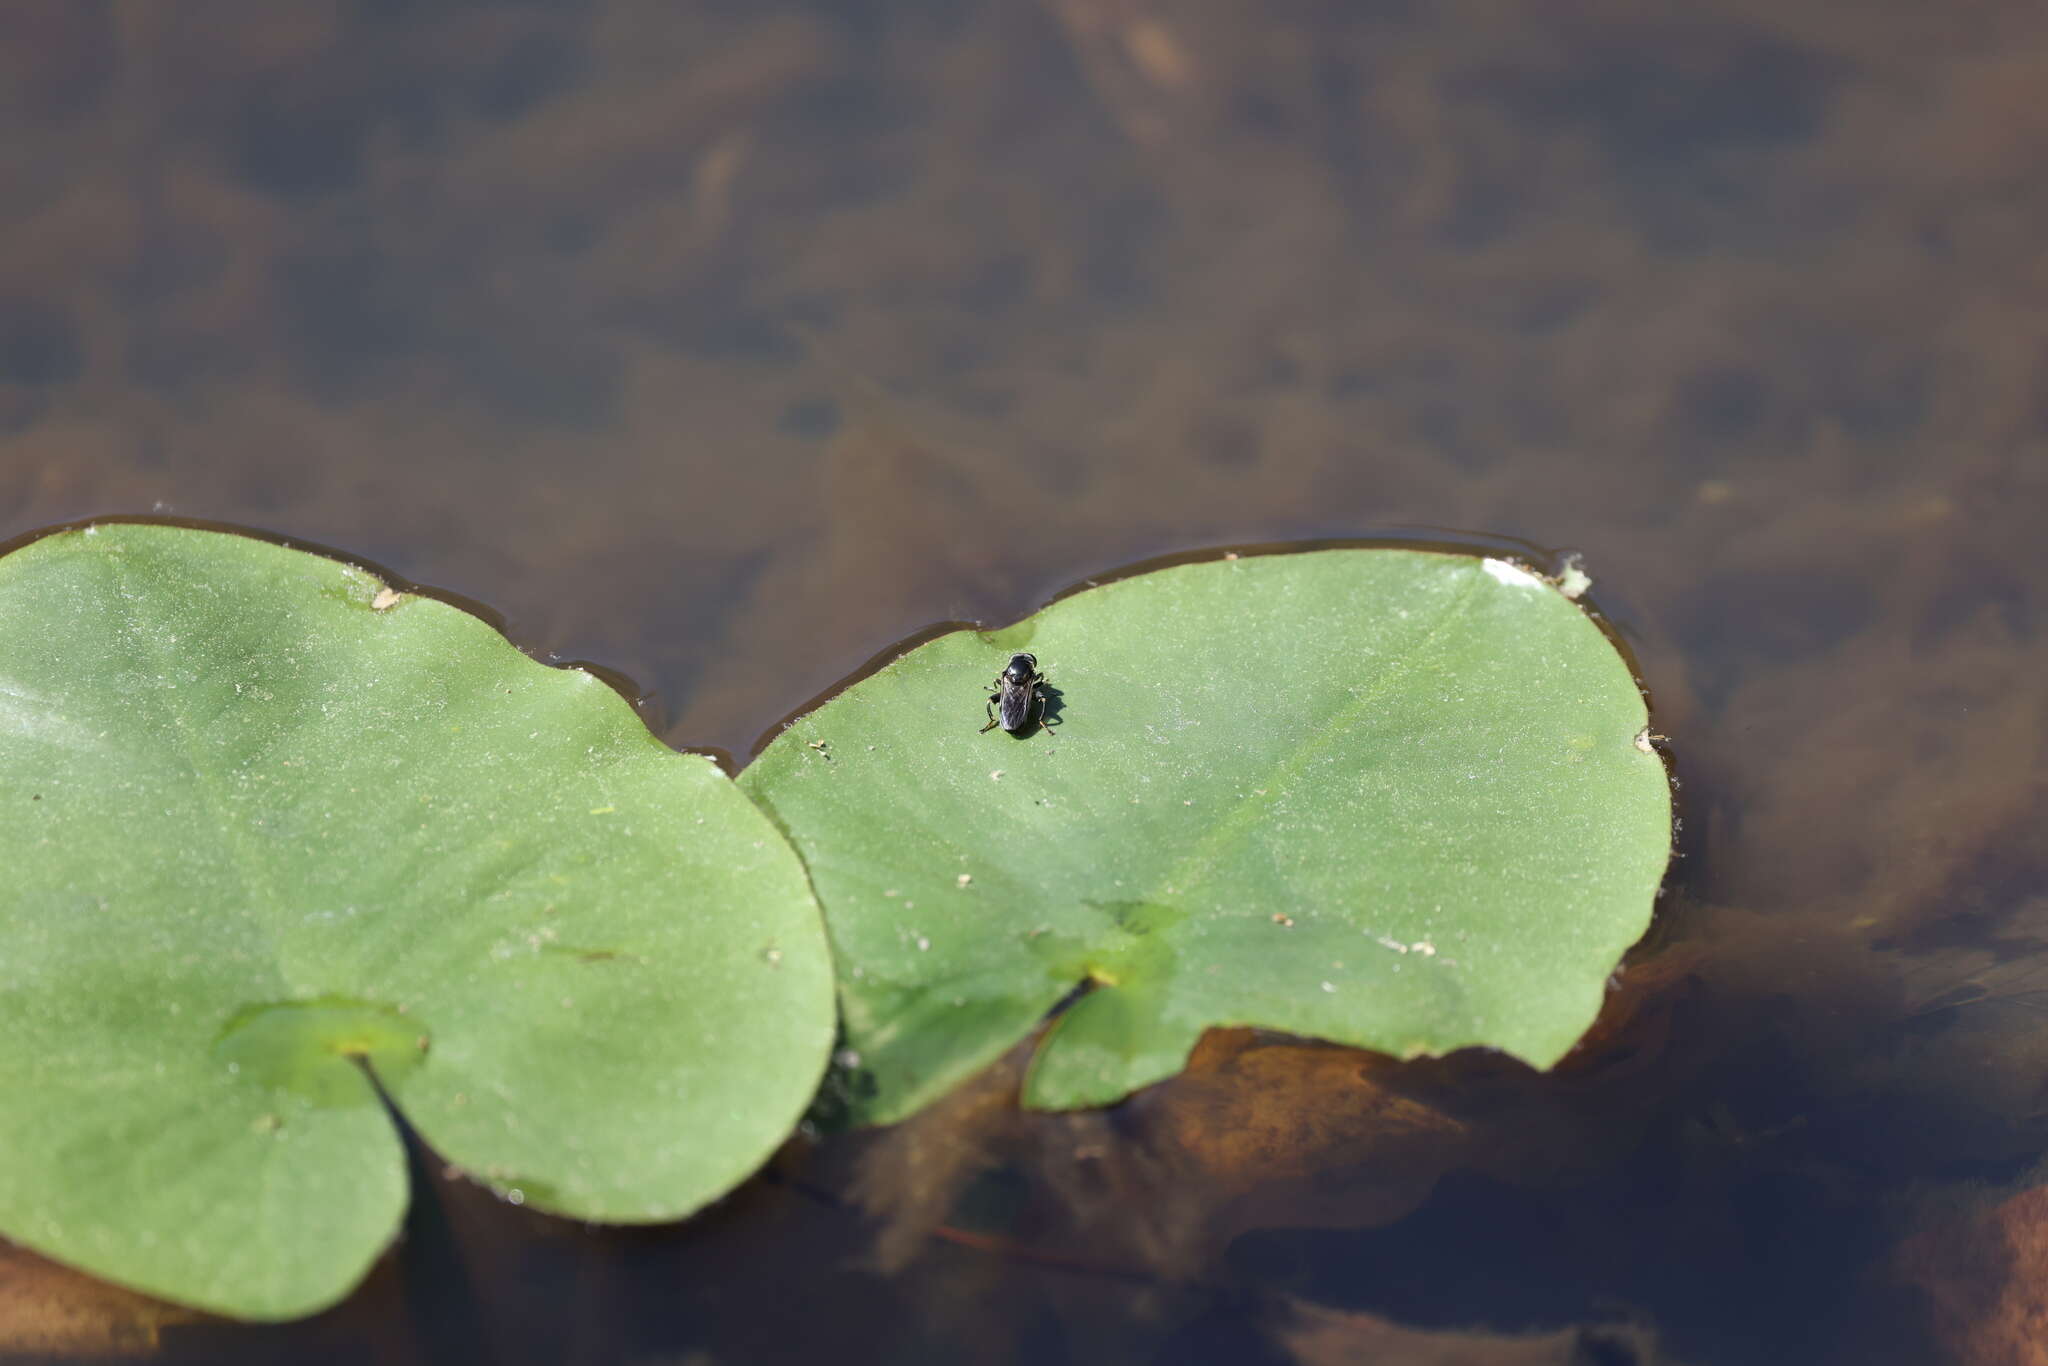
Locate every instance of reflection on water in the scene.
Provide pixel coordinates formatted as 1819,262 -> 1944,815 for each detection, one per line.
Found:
1,0 -> 2043,1362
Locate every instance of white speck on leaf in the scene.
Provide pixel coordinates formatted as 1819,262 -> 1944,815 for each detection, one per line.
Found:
1481,558 -> 1543,590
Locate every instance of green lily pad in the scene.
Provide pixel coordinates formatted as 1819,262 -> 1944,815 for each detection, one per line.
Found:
0,524 -> 833,1319
741,549 -> 1671,1123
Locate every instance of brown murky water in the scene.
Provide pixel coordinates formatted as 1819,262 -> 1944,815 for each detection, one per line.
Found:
2,2 -> 2044,1363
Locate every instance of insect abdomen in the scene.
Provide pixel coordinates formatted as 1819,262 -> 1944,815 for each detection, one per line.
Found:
999,687 -> 1032,731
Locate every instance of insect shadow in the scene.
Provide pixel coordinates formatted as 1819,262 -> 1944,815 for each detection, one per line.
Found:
1035,682 -> 1066,731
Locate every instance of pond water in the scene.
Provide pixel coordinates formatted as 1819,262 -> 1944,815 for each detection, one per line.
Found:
2,2 -> 2043,1363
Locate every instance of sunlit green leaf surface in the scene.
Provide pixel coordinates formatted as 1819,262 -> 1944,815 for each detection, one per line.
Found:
743,550 -> 1670,1123
0,525 -> 834,1319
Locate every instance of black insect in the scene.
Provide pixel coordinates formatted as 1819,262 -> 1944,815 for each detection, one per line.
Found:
981,652 -> 1056,735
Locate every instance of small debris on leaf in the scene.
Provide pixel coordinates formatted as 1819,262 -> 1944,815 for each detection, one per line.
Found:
1553,553 -> 1592,600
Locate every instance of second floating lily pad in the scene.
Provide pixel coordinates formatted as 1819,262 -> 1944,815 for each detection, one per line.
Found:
743,550 -> 1671,1123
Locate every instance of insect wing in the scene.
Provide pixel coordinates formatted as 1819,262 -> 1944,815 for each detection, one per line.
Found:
998,680 -> 1033,732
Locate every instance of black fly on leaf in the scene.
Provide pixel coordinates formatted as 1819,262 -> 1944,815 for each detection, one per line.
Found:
981,653 -> 1056,736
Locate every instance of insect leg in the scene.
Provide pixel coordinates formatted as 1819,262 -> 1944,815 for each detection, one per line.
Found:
981,694 -> 1001,733
1036,689 -> 1060,731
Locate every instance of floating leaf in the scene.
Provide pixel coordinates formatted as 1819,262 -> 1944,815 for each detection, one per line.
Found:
742,550 -> 1670,1123
0,525 -> 833,1319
